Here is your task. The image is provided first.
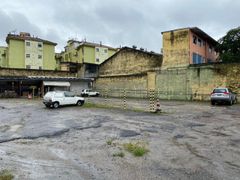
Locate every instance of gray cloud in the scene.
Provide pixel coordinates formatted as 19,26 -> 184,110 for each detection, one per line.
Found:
0,10 -> 42,45
0,0 -> 239,52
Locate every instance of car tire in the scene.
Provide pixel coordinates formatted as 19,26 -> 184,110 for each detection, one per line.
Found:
45,104 -> 50,108
228,99 -> 233,106
53,102 -> 59,109
211,100 -> 215,105
77,100 -> 84,106
234,97 -> 237,104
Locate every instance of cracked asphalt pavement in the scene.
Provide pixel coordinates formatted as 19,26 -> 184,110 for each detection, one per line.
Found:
0,98 -> 240,179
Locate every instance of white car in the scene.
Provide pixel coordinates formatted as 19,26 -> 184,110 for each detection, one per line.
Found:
43,91 -> 85,108
211,87 -> 237,105
81,89 -> 100,97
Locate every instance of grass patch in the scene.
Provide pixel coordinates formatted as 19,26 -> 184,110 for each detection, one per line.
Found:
83,102 -> 112,109
112,152 -> 125,158
106,139 -> 114,145
123,142 -> 149,157
0,170 -> 14,180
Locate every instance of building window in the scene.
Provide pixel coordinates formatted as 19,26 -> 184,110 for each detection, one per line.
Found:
192,53 -> 203,64
202,57 -> 205,63
26,54 -> 30,58
197,38 -> 202,46
209,46 -> 213,53
104,49 -> 108,53
207,58 -> 213,63
38,55 -> 42,59
96,48 -> 99,52
193,36 -> 197,44
96,58 -> 99,62
38,43 -> 42,48
26,65 -> 31,69
65,54 -> 68,61
26,42 -> 30,46
193,53 -> 197,64
39,66 -> 42,70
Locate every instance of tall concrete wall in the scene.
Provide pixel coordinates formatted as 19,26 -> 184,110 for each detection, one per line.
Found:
95,74 -> 148,98
156,63 -> 240,101
95,63 -> 240,101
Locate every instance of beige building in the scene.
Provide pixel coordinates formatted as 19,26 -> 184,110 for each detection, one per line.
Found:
161,27 -> 218,69
95,47 -> 162,95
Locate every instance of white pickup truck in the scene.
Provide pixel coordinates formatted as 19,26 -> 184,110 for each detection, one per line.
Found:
43,91 -> 85,108
81,89 -> 100,97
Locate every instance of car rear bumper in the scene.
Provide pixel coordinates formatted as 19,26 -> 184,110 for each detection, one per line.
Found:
211,97 -> 230,102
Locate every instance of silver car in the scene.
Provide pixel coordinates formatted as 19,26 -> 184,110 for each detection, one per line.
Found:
211,88 -> 237,105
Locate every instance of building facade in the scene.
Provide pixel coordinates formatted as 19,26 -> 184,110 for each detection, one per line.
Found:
0,46 -> 7,67
58,40 -> 117,78
95,47 -> 162,96
0,33 -> 93,98
161,27 -> 218,69
6,32 -> 57,70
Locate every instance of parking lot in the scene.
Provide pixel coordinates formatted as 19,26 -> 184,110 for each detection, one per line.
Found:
0,98 -> 240,180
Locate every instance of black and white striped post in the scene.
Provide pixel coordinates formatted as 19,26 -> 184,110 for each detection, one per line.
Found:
104,89 -> 108,105
149,89 -> 153,112
123,89 -> 126,110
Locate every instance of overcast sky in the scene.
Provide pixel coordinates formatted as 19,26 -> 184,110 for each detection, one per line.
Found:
0,0 -> 239,53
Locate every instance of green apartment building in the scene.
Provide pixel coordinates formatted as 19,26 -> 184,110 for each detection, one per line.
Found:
58,40 -> 117,77
0,33 -> 93,98
6,32 -> 57,70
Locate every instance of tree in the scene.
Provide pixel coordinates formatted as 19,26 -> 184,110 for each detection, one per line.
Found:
216,27 -> 240,62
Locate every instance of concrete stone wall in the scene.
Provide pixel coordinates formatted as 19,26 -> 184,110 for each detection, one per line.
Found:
162,29 -> 190,69
95,47 -> 162,98
99,47 -> 162,77
156,63 -> 240,101
95,74 -> 148,98
95,63 -> 240,101
0,67 -> 76,77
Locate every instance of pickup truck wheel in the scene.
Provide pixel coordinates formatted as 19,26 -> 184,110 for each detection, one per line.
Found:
77,100 -> 83,106
53,102 -> 59,108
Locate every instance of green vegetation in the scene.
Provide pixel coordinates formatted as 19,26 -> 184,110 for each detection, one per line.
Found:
0,170 -> 14,180
83,102 -> 112,109
112,152 -> 125,158
123,142 -> 149,157
216,27 -> 240,63
106,139 -> 114,145
83,102 -> 161,114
